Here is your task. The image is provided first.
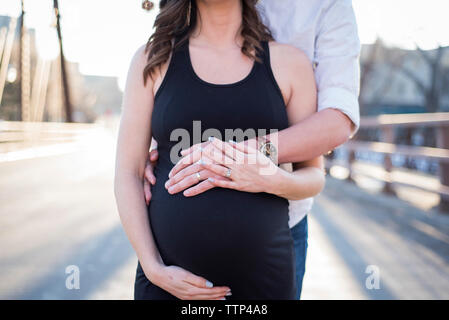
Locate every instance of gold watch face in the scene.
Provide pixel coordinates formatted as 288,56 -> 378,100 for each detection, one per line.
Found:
261,142 -> 277,161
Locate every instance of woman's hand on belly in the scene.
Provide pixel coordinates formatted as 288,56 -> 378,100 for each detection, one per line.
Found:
166,137 -> 280,196
165,166 -> 230,197
152,264 -> 231,300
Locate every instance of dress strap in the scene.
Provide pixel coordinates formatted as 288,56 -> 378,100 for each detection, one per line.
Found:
259,40 -> 285,104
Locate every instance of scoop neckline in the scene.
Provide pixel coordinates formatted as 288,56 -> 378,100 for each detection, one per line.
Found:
185,39 -> 258,88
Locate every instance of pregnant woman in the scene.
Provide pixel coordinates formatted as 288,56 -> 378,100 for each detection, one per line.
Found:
114,0 -> 323,300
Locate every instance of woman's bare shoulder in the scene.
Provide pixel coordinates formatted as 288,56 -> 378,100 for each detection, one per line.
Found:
124,44 -> 151,90
268,41 -> 312,73
129,44 -> 149,72
267,41 -> 315,104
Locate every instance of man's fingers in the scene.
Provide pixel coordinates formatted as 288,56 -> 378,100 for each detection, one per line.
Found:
211,138 -> 244,161
180,141 -> 210,157
180,148 -> 190,157
232,140 -> 258,154
144,162 -> 156,185
149,149 -> 159,162
143,180 -> 151,204
180,145 -> 195,157
203,143 -> 235,167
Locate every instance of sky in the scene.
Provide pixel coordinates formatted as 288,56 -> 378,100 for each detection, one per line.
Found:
1,0 -> 448,90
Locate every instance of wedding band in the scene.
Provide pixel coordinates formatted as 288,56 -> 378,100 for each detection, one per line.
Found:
196,172 -> 201,181
225,168 -> 232,178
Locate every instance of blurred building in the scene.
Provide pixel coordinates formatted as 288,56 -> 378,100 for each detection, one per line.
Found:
0,15 -> 35,120
0,15 -> 122,123
83,75 -> 123,117
360,40 -> 449,115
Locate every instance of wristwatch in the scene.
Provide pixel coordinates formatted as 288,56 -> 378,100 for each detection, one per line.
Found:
258,137 -> 277,163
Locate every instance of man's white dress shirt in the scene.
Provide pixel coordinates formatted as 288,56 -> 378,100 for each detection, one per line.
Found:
257,0 -> 361,227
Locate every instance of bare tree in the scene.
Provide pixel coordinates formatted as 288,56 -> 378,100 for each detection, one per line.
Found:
396,45 -> 447,113
359,38 -> 382,111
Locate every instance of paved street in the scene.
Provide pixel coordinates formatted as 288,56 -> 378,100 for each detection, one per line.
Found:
1,125 -> 449,299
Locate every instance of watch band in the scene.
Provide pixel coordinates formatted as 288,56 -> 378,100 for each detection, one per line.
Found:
258,137 -> 278,164
257,135 -> 270,150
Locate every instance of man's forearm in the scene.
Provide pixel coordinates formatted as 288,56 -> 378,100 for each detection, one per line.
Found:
269,109 -> 353,163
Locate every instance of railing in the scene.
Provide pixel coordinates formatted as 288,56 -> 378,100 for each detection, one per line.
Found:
327,112 -> 449,211
0,120 -> 100,153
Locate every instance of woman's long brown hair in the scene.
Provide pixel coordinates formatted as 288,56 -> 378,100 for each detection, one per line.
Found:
143,0 -> 273,85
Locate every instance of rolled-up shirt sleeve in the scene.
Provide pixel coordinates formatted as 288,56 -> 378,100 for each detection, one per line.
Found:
314,0 -> 361,132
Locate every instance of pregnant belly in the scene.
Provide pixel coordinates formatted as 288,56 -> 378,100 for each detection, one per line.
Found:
148,178 -> 291,281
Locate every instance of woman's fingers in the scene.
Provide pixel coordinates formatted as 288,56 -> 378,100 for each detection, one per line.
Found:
169,147 -> 203,178
201,160 -> 231,178
186,291 -> 228,300
183,179 -> 213,197
167,169 -> 211,194
208,177 -> 238,190
182,284 -> 230,300
173,138 -> 238,179
160,265 -> 231,300
183,273 -> 230,292
181,274 -> 230,300
166,162 -> 202,189
183,174 -> 227,197
170,138 -> 238,183
185,285 -> 230,296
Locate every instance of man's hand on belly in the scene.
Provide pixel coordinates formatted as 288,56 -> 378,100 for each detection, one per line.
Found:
164,140 -> 229,197
165,138 -> 279,196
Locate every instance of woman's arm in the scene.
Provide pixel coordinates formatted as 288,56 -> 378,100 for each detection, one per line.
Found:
269,159 -> 325,201
114,46 -> 162,278
188,137 -> 325,201
114,46 -> 230,300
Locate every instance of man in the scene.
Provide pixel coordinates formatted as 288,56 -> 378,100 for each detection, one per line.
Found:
144,0 -> 360,299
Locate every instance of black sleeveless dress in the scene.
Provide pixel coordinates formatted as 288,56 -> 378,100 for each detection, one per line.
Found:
134,40 -> 296,300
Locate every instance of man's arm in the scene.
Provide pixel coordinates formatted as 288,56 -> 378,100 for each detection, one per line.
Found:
144,0 -> 360,194
267,0 -> 361,163
267,108 -> 353,163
